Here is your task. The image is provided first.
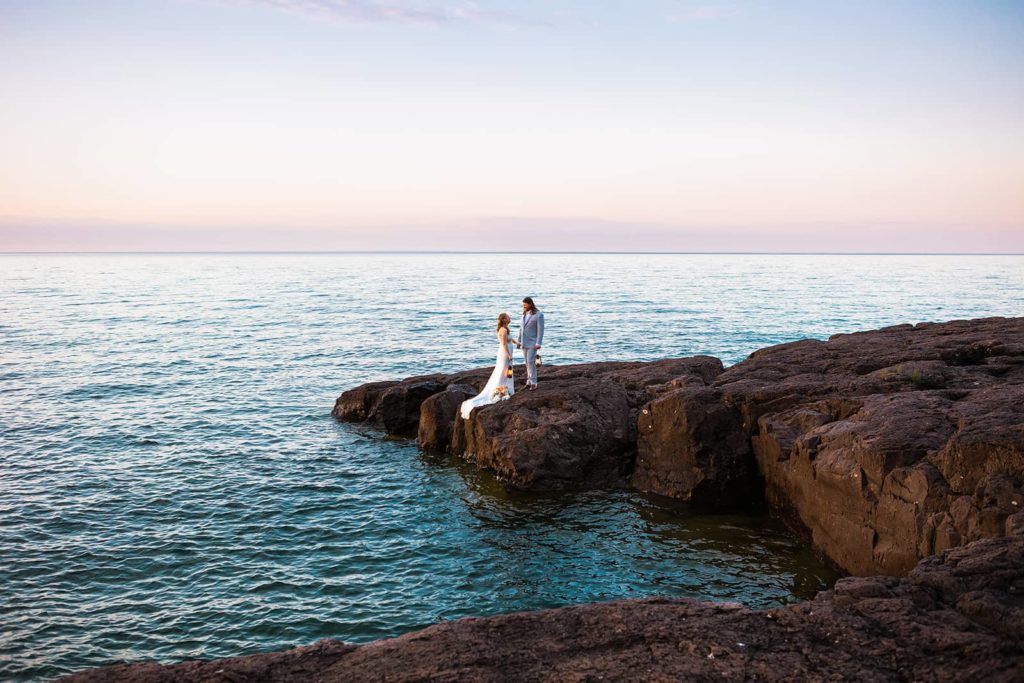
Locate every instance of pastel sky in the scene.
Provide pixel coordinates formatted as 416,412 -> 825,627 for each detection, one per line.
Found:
1,0 -> 1022,252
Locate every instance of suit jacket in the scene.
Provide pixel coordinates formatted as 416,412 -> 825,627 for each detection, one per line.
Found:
518,310 -> 544,347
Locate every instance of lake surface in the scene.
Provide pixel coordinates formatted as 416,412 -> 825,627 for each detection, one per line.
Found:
2,253 -> 1022,681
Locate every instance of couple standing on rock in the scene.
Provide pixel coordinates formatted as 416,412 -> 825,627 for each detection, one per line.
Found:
459,297 -> 545,419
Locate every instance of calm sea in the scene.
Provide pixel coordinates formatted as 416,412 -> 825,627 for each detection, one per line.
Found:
2,253 -> 1022,680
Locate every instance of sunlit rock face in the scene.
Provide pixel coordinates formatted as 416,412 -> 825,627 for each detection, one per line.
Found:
337,356 -> 724,489
337,317 -> 1024,576
717,317 -> 1024,575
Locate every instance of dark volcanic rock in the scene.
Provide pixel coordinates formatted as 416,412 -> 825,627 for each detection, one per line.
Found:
335,317 -> 1024,575
451,377 -> 634,489
418,383 -> 477,452
332,369 -> 490,436
331,379 -> 400,422
376,379 -> 448,437
63,641 -> 358,683
336,356 -> 725,491
62,322 -> 1024,681
631,386 -> 759,507
627,317 -> 1024,574
64,532 -> 1024,683
449,357 -> 724,489
730,317 -> 1024,575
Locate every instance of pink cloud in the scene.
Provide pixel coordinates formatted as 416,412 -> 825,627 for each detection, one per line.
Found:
215,0 -> 554,27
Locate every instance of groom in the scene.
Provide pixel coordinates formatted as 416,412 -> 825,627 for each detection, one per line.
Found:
516,297 -> 544,390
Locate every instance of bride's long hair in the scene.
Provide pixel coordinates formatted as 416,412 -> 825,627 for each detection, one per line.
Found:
496,312 -> 511,332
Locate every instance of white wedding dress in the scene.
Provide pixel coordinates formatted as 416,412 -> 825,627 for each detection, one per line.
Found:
460,330 -> 515,419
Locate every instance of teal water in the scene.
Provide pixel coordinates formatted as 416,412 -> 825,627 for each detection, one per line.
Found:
2,253 -> 1022,681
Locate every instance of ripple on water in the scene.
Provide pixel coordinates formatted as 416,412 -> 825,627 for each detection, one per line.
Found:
3,253 -> 1024,681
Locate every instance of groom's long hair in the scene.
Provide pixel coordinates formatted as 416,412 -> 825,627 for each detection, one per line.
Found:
522,297 -> 537,313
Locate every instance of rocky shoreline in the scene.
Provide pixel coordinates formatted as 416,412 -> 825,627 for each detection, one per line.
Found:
337,316 -> 1024,577
64,317 -> 1024,681
62,532 -> 1024,682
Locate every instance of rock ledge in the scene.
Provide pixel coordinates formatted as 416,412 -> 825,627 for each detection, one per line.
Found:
337,317 -> 1024,576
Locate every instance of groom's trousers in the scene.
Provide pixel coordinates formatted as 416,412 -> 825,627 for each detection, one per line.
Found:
522,346 -> 538,385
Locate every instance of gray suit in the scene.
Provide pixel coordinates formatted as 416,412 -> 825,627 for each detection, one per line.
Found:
517,310 -> 544,386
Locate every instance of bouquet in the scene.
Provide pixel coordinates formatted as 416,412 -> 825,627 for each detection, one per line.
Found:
492,386 -> 510,401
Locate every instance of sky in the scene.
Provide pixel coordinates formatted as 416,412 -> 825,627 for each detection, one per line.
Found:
1,0 -> 1022,252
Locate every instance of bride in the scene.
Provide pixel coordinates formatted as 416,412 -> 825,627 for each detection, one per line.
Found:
460,313 -> 516,419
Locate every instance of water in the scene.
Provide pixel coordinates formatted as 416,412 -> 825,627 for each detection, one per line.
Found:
1,253 -> 1022,681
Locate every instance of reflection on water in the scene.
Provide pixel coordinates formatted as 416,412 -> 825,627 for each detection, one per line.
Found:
3,253 -> 1022,681
435,449 -> 837,609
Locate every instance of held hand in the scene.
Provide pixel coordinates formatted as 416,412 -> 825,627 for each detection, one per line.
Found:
534,344 -> 541,350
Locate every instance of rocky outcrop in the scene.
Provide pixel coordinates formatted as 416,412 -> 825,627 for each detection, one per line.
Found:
63,530 -> 1024,682
727,317 -> 1024,575
632,386 -> 759,507
449,358 -> 724,490
332,370 -> 489,437
332,379 -> 401,422
417,384 -> 477,452
338,356 -> 725,490
336,318 -> 1024,575
451,376 -> 635,489
626,318 -> 1024,574
59,319 -> 1024,682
